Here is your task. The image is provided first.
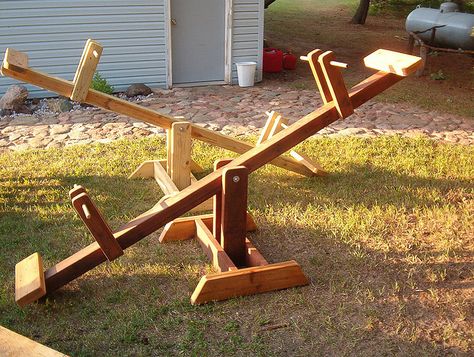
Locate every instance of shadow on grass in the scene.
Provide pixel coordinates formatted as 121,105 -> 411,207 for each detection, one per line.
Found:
0,160 -> 472,354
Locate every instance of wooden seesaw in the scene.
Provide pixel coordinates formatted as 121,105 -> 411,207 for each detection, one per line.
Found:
5,44 -> 421,306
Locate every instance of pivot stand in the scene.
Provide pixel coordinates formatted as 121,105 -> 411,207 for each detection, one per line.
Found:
160,158 -> 308,304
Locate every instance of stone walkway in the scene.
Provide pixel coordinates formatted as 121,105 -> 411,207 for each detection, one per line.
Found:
0,85 -> 473,152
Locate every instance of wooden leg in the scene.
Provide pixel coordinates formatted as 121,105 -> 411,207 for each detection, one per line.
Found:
195,219 -> 237,273
221,166 -> 248,267
169,122 -> 192,190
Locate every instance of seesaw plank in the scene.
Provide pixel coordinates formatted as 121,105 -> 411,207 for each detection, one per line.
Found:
190,260 -> 309,304
15,253 -> 46,307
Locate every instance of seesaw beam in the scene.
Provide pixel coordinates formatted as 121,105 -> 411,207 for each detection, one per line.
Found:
0,52 -> 315,177
43,69 -> 405,293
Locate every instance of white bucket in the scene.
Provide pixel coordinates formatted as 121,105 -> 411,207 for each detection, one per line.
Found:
235,62 -> 257,87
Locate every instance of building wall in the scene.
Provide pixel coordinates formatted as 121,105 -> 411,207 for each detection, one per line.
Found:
0,0 -> 264,97
0,0 -> 167,97
231,0 -> 264,83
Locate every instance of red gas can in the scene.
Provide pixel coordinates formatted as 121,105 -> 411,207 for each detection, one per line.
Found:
263,48 -> 283,73
283,52 -> 297,70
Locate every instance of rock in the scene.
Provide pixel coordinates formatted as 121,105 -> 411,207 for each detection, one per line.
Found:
9,115 -> 40,126
0,85 -> 28,112
0,109 -> 12,117
47,98 -> 73,113
126,83 -> 153,97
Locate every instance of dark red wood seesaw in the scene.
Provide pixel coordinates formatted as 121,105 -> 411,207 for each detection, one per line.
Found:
4,45 -> 421,306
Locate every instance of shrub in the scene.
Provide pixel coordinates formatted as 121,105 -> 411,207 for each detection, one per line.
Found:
90,72 -> 114,94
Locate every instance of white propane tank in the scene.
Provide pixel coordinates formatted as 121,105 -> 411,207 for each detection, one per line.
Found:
406,3 -> 474,50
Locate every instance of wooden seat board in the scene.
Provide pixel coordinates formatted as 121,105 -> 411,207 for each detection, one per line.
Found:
364,49 -> 422,77
15,253 -> 46,307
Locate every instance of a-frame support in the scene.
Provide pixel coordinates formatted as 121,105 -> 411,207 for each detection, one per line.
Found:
160,159 -> 308,304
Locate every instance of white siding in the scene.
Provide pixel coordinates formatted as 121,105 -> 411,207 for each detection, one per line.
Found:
0,0 -> 167,97
231,0 -> 264,83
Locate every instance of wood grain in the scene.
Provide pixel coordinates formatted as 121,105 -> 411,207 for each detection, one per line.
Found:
190,260 -> 309,304
15,253 -> 46,307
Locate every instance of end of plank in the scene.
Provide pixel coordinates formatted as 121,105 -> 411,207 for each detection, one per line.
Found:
1,48 -> 29,76
364,49 -> 422,77
15,253 -> 46,307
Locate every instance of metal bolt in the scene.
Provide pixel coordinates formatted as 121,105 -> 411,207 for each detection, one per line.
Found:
233,176 -> 240,183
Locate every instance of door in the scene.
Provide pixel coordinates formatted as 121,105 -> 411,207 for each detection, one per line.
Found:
170,0 -> 226,85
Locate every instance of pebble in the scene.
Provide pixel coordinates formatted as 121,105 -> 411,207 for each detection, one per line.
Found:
0,85 -> 472,153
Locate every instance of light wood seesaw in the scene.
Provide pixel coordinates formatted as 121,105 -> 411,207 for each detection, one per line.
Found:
3,41 -> 421,306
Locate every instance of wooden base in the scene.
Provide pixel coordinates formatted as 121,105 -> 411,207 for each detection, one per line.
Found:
191,260 -> 309,305
159,213 -> 308,304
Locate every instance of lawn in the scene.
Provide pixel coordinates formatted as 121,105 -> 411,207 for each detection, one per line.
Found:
264,0 -> 474,118
1,136 -> 473,355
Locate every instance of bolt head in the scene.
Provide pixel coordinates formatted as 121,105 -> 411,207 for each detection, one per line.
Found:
232,176 -> 240,183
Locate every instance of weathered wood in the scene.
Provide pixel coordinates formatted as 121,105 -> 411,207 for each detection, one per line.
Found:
364,49 -> 422,77
318,51 -> 353,118
71,40 -> 103,102
169,122 -> 192,190
0,326 -> 68,357
71,193 -> 123,261
190,260 -> 309,304
0,48 -> 314,177
195,219 -> 237,272
15,253 -> 46,307
221,166 -> 248,266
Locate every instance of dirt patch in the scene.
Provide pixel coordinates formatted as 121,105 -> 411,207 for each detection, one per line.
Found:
263,0 -> 474,118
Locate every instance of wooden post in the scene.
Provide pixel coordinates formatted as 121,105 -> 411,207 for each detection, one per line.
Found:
168,122 -> 192,190
221,166 -> 248,266
70,40 -> 103,102
213,158 -> 233,242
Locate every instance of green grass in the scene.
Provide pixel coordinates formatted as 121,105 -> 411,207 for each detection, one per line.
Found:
0,136 -> 473,355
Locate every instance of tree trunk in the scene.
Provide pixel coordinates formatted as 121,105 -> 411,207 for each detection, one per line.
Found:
265,0 -> 278,9
351,0 -> 370,25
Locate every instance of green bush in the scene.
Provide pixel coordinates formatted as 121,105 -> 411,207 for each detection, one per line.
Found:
90,72 -> 114,94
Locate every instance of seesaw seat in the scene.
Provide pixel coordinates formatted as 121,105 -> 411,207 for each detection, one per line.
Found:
15,253 -> 46,307
364,49 -> 421,77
